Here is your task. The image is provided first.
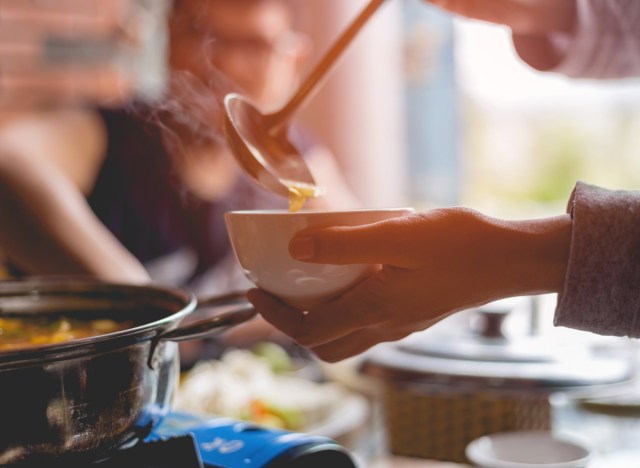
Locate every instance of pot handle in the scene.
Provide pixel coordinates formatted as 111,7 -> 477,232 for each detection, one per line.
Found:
159,291 -> 256,342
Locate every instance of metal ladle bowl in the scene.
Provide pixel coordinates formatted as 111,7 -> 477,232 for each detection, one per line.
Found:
223,0 -> 388,198
224,93 -> 315,198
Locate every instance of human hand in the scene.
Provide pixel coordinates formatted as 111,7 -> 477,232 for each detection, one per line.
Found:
425,0 -> 577,70
0,0 -> 168,108
426,0 -> 576,35
248,209 -> 571,362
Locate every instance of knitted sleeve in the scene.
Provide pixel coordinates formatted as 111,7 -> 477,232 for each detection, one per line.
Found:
555,181 -> 640,337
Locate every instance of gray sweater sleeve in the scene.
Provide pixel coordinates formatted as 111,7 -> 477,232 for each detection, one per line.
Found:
555,181 -> 640,337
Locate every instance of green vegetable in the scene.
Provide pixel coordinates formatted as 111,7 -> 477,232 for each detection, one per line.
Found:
252,342 -> 293,374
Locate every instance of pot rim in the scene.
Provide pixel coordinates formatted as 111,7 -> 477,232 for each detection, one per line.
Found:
0,277 -> 196,368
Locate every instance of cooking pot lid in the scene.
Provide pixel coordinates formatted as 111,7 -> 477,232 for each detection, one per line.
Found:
399,300 -> 560,364
361,300 -> 633,390
398,329 -> 557,363
362,341 -> 631,390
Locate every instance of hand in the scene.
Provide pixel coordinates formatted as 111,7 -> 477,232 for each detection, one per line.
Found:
426,0 -> 576,35
248,208 -> 571,362
425,0 -> 577,70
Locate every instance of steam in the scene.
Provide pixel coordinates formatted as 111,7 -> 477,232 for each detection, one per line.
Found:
128,16 -> 242,169
141,67 -> 234,163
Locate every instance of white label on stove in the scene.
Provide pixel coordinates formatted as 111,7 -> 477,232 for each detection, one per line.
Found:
200,437 -> 245,454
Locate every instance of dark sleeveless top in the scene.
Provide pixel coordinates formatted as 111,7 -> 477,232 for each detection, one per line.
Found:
88,109 -> 281,283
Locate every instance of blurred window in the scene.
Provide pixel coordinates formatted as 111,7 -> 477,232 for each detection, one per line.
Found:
455,20 -> 640,218
403,0 -> 460,208
403,2 -> 640,218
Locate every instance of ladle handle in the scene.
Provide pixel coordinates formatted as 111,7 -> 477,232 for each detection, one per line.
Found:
267,0 -> 388,131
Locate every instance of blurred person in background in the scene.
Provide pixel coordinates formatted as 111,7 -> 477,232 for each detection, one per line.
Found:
0,0 -> 359,355
249,0 -> 640,363
0,0 -> 163,282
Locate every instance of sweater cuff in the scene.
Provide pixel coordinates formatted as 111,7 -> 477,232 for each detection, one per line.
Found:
555,181 -> 640,337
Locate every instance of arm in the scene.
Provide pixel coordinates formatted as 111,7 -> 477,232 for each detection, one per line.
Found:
252,182 -> 640,362
0,111 -> 149,283
248,208 -> 571,362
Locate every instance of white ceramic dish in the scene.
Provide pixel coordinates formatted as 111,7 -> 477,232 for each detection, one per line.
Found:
465,431 -> 591,468
225,208 -> 413,309
305,393 -> 369,440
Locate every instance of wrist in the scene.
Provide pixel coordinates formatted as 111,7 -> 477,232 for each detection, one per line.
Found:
479,213 -> 572,296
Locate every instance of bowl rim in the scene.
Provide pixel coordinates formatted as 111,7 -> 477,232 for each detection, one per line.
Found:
465,430 -> 592,468
225,207 -> 415,216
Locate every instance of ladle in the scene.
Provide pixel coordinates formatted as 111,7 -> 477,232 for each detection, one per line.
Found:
224,0 -> 388,198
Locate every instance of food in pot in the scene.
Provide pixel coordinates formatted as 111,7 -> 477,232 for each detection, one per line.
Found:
0,316 -> 135,351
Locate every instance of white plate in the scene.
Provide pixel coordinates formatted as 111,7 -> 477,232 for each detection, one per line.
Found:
304,393 -> 369,439
465,431 -> 591,468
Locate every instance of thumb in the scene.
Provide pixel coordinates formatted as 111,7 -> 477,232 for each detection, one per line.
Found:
289,217 -> 410,266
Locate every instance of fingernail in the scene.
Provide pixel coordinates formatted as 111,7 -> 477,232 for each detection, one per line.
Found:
290,236 -> 315,260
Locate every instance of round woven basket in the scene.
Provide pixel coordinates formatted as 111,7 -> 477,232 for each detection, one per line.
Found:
382,382 -> 551,463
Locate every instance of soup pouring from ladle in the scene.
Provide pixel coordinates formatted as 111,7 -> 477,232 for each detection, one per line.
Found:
224,0 -> 389,201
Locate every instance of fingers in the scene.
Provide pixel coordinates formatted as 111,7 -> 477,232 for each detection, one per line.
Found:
312,315 -> 443,362
427,0 -> 575,35
249,286 -> 444,362
428,0 -> 524,26
289,215 -> 417,266
246,289 -> 303,336
247,288 -> 387,362
245,290 -> 358,348
247,279 -> 388,348
310,327 -> 406,363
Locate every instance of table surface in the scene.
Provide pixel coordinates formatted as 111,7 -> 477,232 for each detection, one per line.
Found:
372,457 -> 469,467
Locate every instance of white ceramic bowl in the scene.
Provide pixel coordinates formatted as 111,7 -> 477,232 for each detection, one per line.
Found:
225,208 -> 413,309
465,431 -> 592,468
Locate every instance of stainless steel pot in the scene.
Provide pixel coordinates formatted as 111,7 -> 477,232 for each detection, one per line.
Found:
0,278 -> 256,465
